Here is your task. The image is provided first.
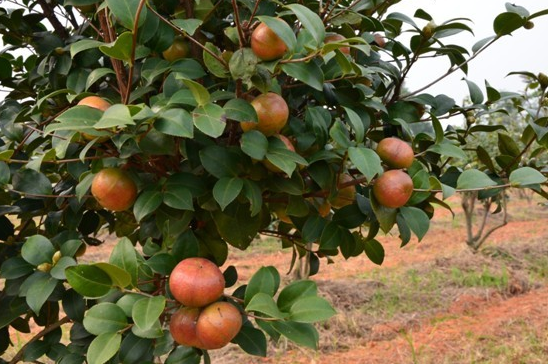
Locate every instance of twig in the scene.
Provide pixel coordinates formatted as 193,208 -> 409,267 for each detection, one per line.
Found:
98,8 -> 128,100
125,0 -> 148,105
35,0 -> 69,39
9,316 -> 71,364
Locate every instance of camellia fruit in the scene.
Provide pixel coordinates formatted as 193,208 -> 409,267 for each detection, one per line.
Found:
240,93 -> 289,136
77,96 -> 111,141
325,33 -> 350,54
162,36 -> 190,62
376,137 -> 414,169
169,307 -> 203,348
195,302 -> 242,350
251,21 -> 288,61
330,173 -> 357,209
77,96 -> 111,112
373,33 -> 386,48
169,257 -> 225,308
373,169 -> 414,209
91,168 -> 138,211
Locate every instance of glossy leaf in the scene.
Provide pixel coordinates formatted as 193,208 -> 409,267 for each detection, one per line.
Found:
21,235 -> 55,265
270,321 -> 318,350
93,262 -> 132,288
289,296 -> 336,323
109,238 -> 139,287
26,274 -> 58,314
245,266 -> 280,305
364,239 -> 385,265
277,280 -> 318,312
456,170 -> 497,190
87,332 -> 122,364
106,0 -> 147,30
246,293 -> 288,319
213,177 -> 244,210
83,302 -> 128,335
281,62 -> 324,91
192,103 -> 226,138
65,265 -> 112,298
348,147 -> 383,182
285,4 -> 325,45
134,191 -> 163,222
132,296 -> 166,331
224,98 -> 257,122
509,167 -> 547,186
399,207 -> 430,241
232,324 -> 267,357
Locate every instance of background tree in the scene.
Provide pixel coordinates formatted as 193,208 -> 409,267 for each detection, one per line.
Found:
1,0 -> 548,363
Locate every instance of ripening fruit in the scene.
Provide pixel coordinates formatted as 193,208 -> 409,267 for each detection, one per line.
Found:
77,96 -> 112,141
91,168 -> 138,211
163,36 -> 190,62
317,200 -> 332,217
330,173 -> 357,209
78,96 -> 111,112
373,33 -> 386,48
195,302 -> 242,350
373,169 -> 414,209
325,33 -> 350,54
169,307 -> 203,348
251,21 -> 288,61
240,93 -> 289,136
169,257 -> 225,308
272,203 -> 292,224
376,137 -> 414,169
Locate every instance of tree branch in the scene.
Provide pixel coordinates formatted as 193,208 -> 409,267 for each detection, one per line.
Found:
98,9 -> 128,100
35,0 -> 69,39
9,316 -> 71,364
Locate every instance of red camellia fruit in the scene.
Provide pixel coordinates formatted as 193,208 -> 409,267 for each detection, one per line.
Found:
195,302 -> 242,350
376,137 -> 414,169
91,168 -> 138,211
251,21 -> 288,61
169,257 -> 225,308
373,169 -> 414,208
169,307 -> 203,348
325,33 -> 350,54
77,96 -> 111,111
240,93 -> 289,136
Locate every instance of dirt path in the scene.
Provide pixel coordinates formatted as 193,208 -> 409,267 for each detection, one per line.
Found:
323,286 -> 548,364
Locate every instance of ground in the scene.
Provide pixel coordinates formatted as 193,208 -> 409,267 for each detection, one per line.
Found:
5,193 -> 548,363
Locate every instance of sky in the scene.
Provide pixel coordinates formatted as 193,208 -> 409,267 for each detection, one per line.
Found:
390,0 -> 548,104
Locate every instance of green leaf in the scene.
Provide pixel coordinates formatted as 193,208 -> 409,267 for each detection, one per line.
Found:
281,62 -> 324,91
12,169 -> 53,197
26,274 -> 58,314
109,238 -> 139,287
165,346 -> 201,364
163,185 -> 194,211
246,293 -> 288,319
464,79 -> 484,104
364,238 -> 385,265
65,265 -> 113,298
146,253 -> 177,275
285,4 -> 325,45
87,332 -> 122,364
172,19 -> 203,36
94,104 -> 135,129
0,161 -> 9,186
320,222 -> 354,250
45,106 -> 102,134
256,16 -> 297,51
119,333 -> 153,364
343,107 -> 365,143
243,180 -> 263,217
493,12 -> 526,36
86,68 -> 115,91
212,205 -> 262,249
133,190 -> 163,222
270,321 -> 318,350
22,235 -> 55,265
229,48 -> 259,81
302,215 -> 327,244
0,257 -> 33,279
456,170 -> 497,190
155,108 -> 194,138
200,145 -> 242,178
277,280 -> 318,312
399,207 -> 430,241
348,147 -> 383,182
289,296 -> 336,323
84,302 -> 129,336
93,262 -> 132,288
70,39 -> 104,58
213,177 -> 244,211
99,32 -> 134,63
232,324 -> 267,357
192,103 -> 226,138
427,139 -> 467,160
180,78 -> 210,106
224,98 -> 257,122
509,167 -> 547,186
203,42 -> 228,78
131,319 -> 164,339
132,296 -> 166,331
50,256 -> 77,280
106,0 -> 147,30
245,266 -> 280,306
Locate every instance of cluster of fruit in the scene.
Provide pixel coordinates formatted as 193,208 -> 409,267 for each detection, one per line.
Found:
168,258 -> 242,350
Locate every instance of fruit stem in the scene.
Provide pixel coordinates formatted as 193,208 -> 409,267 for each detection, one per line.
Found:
203,350 -> 211,364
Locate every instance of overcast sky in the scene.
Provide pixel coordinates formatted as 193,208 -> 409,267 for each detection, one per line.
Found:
390,0 -> 548,103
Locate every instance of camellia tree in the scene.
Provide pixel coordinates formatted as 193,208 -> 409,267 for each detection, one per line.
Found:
1,0 -> 548,363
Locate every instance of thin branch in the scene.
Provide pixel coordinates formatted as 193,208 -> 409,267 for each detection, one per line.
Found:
9,316 -> 71,364
475,194 -> 508,250
231,0 -> 245,48
35,0 -> 69,39
401,36 -> 499,100
125,0 -> 148,105
98,8 -> 128,100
